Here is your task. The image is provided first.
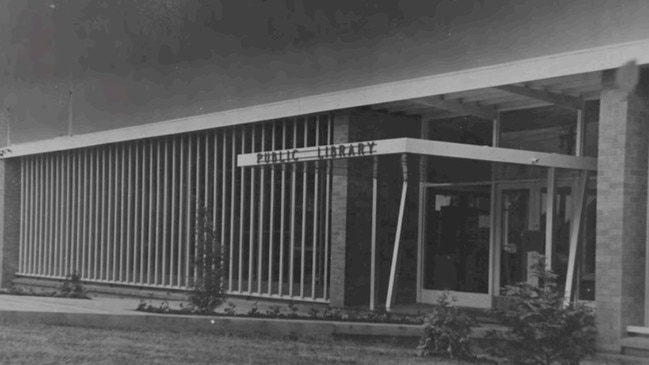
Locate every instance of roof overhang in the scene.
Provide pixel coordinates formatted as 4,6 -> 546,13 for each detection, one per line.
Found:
3,38 -> 649,159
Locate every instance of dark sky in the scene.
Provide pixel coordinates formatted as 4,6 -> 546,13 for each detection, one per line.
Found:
1,0 -> 479,85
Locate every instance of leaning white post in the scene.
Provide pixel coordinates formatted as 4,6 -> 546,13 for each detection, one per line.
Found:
564,170 -> 588,305
386,154 -> 408,311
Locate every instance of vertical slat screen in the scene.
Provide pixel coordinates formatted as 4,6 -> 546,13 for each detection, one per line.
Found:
17,115 -> 332,302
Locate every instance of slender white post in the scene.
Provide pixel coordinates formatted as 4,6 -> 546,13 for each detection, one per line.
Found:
222,131 -> 230,291
74,154 -> 81,274
370,156 -> 378,310
177,137 -> 185,286
228,130 -> 236,291
278,121 -> 287,296
185,136 -> 193,287
63,152 -> 71,276
386,154 -> 408,311
300,119 -> 308,298
81,153 -> 88,278
139,143 -> 146,284
55,154 -> 62,277
18,159 -> 25,273
169,138 -> 177,286
545,167 -> 556,269
564,171 -> 588,305
91,151 -> 99,280
161,140 -> 169,285
268,122 -> 276,295
109,146 -> 117,282
257,124 -> 265,293
248,126 -> 256,293
147,142 -> 154,284
289,122 -> 297,297
238,128 -> 246,292
311,117 -> 320,298
323,117 -> 332,300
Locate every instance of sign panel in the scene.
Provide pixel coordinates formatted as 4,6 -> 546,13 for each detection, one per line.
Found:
237,137 -> 597,170
237,139 -> 404,167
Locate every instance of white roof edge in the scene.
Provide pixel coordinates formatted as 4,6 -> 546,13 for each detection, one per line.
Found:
4,38 -> 649,158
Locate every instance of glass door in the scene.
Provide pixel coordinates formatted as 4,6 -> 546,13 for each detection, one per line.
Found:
496,179 -> 594,298
420,185 -> 492,308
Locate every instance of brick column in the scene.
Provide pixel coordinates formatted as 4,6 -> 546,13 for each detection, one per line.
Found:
596,70 -> 649,350
0,112 -> 20,288
329,110 -> 350,307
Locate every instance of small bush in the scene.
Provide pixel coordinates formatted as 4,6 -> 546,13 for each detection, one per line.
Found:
247,301 -> 259,316
286,301 -> 299,318
266,304 -> 282,317
486,259 -> 597,365
223,301 -> 237,316
58,271 -> 89,299
417,290 -> 478,360
188,209 -> 227,313
308,306 -> 319,319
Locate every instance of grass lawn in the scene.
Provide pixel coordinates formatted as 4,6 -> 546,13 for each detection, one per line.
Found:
0,322 -> 477,364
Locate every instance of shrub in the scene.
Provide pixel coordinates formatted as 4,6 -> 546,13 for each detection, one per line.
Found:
223,301 -> 237,316
58,271 -> 89,299
486,259 -> 597,365
417,290 -> 478,360
247,301 -> 259,316
266,304 -> 282,317
188,208 -> 227,313
286,301 -> 299,318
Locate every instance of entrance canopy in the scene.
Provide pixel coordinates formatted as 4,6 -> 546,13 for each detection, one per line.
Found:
237,137 -> 597,171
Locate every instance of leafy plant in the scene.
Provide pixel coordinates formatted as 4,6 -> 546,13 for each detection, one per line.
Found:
366,307 -> 390,323
417,290 -> 478,360
308,306 -> 320,319
486,258 -> 597,365
322,306 -> 343,321
266,304 -> 282,317
247,301 -> 259,316
136,298 -> 151,311
223,301 -> 237,316
58,271 -> 89,299
286,301 -> 299,318
188,208 -> 227,313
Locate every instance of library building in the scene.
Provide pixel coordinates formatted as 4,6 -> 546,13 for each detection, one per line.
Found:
2,0 -> 649,353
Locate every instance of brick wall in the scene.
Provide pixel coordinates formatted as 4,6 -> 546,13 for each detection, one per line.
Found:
595,70 -> 649,350
0,112 -> 20,288
329,108 -> 421,307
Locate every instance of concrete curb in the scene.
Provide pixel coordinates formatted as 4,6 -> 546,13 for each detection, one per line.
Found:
0,310 -> 428,338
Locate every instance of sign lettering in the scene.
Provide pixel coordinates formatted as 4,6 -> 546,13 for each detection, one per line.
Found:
249,141 -> 378,166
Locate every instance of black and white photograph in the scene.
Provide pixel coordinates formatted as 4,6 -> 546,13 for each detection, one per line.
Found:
0,1 -> 647,363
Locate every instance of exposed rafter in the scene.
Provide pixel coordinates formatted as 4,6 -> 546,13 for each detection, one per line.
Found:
421,110 -> 462,121
495,84 -> 584,110
412,97 -> 498,120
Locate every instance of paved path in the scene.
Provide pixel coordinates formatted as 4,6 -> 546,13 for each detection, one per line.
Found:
0,294 -> 322,316
0,294 -> 151,315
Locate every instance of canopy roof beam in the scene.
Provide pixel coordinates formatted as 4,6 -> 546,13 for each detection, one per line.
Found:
412,97 -> 498,120
495,84 -> 584,110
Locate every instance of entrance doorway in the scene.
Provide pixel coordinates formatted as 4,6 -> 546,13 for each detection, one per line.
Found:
497,181 -> 572,292
420,184 -> 493,308
497,179 -> 596,298
419,176 -> 595,308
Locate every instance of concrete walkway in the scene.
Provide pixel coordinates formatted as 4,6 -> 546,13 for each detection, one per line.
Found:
0,294 -> 153,315
0,294 -> 325,316
0,293 -> 426,340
